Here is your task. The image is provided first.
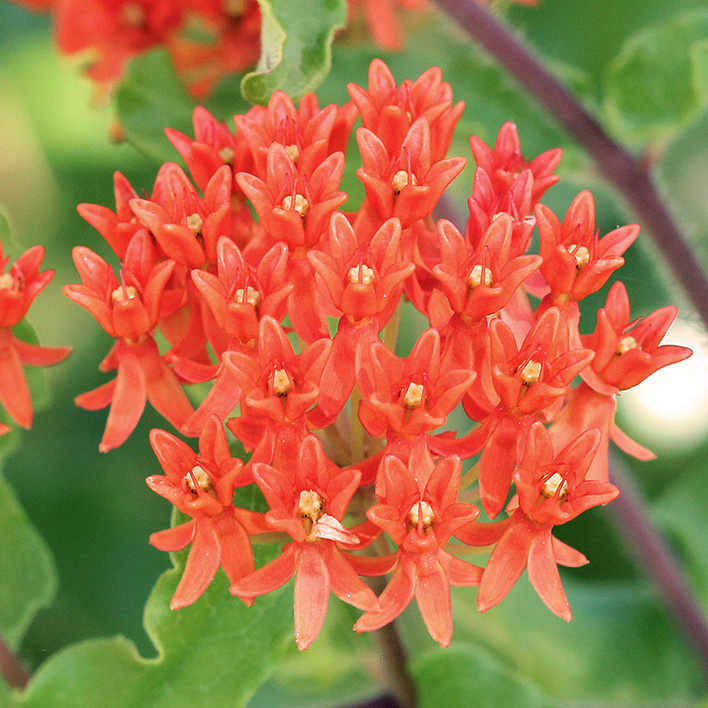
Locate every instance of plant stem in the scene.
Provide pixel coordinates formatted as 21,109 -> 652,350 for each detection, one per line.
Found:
0,633 -> 30,689
433,0 -> 708,330
609,458 -> 708,681
372,622 -> 418,708
369,575 -> 418,708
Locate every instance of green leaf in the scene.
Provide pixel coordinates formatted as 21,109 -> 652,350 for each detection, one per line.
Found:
0,679 -> 11,708
114,50 -> 199,164
114,50 -> 250,164
241,0 -> 347,105
0,472 -> 56,651
16,548 -> 293,707
250,601 -> 379,708
443,577 -> 703,705
0,211 -> 9,244
411,643 -> 559,708
655,108 -> 708,265
604,8 -> 708,141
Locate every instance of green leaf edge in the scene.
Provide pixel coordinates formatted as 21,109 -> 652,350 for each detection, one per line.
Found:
0,472 -> 57,653
603,7 -> 708,142
242,0 -> 347,105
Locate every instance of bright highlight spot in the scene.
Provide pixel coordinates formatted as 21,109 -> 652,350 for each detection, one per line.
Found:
620,319 -> 708,450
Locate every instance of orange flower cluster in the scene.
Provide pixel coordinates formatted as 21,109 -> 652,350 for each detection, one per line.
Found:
66,60 -> 690,649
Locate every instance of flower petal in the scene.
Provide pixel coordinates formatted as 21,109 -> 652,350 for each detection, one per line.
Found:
170,520 -> 221,610
294,543 -> 330,650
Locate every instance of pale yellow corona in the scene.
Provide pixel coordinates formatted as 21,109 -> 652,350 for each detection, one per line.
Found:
519,360 -> 542,385
392,170 -> 417,193
402,382 -> 425,409
540,472 -> 568,500
111,285 -> 139,302
185,464 -> 214,494
347,264 -> 376,286
272,368 -> 292,396
281,194 -> 309,218
468,264 -> 493,289
234,285 -> 261,308
617,335 -> 639,355
187,213 -> 204,234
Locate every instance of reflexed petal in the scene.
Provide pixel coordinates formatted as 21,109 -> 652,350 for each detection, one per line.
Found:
416,554 -> 454,647
294,543 -> 330,650
231,542 -> 297,598
552,537 -> 588,568
149,520 -> 196,552
212,511 -> 255,587
0,341 -> 33,428
355,557 -> 416,634
98,349 -> 146,452
477,513 -> 535,613
170,520 -> 221,610
527,529 -> 572,621
323,543 -> 379,612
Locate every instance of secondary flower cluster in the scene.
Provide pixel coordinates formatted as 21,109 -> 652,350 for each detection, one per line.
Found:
0,237 -> 71,436
10,0 -> 535,97
10,0 -> 261,97
65,59 -> 690,649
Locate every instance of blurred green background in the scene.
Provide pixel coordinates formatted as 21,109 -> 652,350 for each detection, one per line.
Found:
1,0 -> 708,705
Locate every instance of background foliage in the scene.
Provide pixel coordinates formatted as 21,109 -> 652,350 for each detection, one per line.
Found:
1,0 -> 707,705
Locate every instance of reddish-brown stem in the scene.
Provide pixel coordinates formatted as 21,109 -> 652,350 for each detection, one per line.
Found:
609,459 -> 708,681
370,575 -> 418,708
0,633 -> 30,690
433,0 -> 708,330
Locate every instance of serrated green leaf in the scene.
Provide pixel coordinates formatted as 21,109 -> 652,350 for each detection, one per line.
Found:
241,0 -> 346,105
0,472 -> 56,651
604,8 -> 708,141
411,642 -> 559,708
16,550 -> 293,708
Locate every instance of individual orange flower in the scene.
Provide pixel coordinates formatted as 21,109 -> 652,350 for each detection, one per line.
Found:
459,423 -> 619,620
230,435 -> 379,650
147,416 -> 268,609
354,444 -> 482,647
63,231 -> 193,451
0,242 -> 71,431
